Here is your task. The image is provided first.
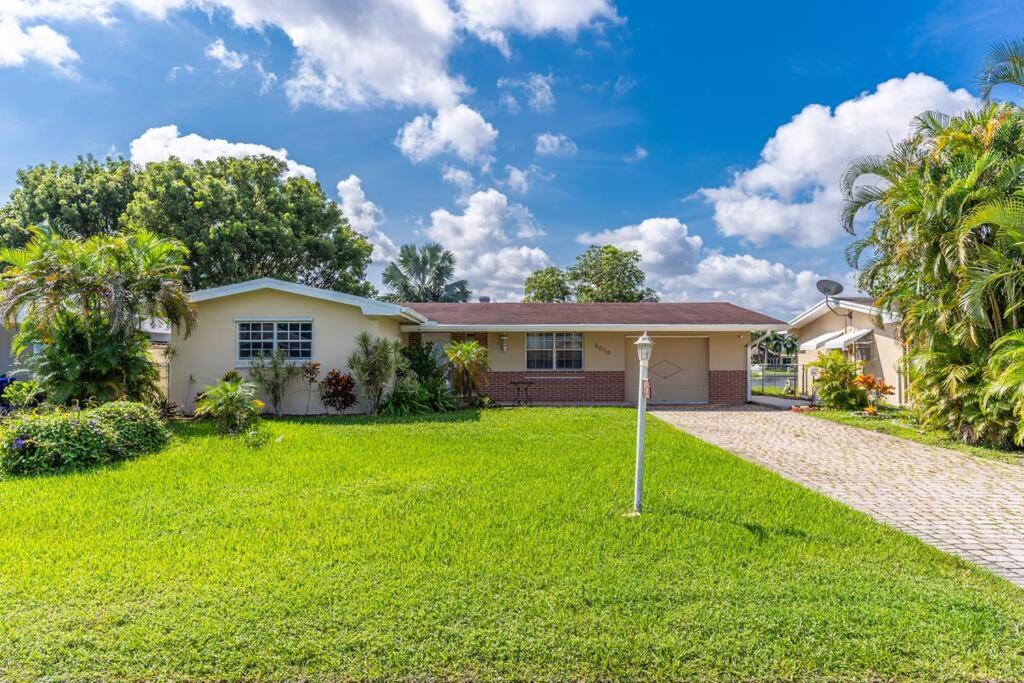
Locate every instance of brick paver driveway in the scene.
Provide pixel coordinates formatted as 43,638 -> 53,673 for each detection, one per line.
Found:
653,405 -> 1024,587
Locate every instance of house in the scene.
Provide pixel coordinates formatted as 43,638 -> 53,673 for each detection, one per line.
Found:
787,296 -> 905,403
169,278 -> 787,413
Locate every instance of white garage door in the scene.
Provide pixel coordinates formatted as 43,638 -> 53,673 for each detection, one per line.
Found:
625,336 -> 709,404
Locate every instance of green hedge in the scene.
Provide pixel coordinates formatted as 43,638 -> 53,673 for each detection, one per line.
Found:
0,402 -> 169,476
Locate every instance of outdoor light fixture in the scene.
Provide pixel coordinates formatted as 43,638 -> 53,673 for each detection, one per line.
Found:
500,334 -> 509,352
816,279 -> 852,321
631,333 -> 655,515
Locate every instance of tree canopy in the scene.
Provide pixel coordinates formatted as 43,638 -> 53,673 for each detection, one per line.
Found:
523,245 -> 657,303
381,242 -> 470,302
0,155 -> 375,296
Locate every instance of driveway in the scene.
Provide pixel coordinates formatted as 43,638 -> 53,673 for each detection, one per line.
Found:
653,405 -> 1024,587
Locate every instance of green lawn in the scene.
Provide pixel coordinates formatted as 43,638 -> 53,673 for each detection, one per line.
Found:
1,408 -> 1022,681
806,407 -> 1024,464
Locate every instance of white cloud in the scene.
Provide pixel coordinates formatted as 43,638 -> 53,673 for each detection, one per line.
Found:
497,72 -> 554,111
395,104 -> 498,165
255,61 -> 277,94
165,63 -> 194,80
577,217 -> 703,282
700,73 -> 979,247
662,253 -> 825,318
458,0 -> 620,57
624,145 -> 647,162
0,16 -> 80,75
204,37 -> 247,70
336,175 -> 398,263
441,164 -> 476,194
499,92 -> 520,114
500,164 -> 548,193
129,124 -> 317,180
424,188 -> 549,300
535,132 -> 577,156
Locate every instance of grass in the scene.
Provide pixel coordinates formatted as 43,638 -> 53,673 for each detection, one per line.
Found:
751,386 -> 808,399
806,406 -> 1024,464
1,408 -> 1023,681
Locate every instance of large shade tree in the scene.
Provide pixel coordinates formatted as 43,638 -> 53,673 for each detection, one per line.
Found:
381,242 -> 470,302
522,245 -> 658,303
0,155 -> 376,296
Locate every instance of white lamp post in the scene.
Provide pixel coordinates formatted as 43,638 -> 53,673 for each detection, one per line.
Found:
632,333 -> 655,515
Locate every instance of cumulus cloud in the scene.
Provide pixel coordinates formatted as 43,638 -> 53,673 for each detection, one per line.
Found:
458,0 -> 620,57
577,217 -> 703,282
500,164 -> 549,193
497,72 -> 555,111
424,188 -> 550,300
700,73 -> 979,247
336,175 -> 398,263
0,16 -> 80,75
535,132 -> 577,156
204,37 -> 246,70
441,164 -> 476,195
395,104 -> 498,165
129,124 -> 317,180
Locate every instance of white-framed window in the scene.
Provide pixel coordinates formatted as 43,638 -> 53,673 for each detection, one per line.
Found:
526,332 -> 583,370
854,339 -> 873,363
237,320 -> 312,362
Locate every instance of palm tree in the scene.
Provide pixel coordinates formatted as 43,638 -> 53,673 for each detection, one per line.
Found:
445,340 -> 489,401
980,39 -> 1024,99
0,226 -> 196,339
381,242 -> 471,302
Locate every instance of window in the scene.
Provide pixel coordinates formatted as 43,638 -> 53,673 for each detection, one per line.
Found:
237,321 -> 312,361
525,332 -> 583,370
854,339 -> 873,362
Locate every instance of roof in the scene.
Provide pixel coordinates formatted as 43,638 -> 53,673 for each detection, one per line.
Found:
189,278 -> 428,323
402,302 -> 786,332
798,330 -> 843,351
788,296 -> 897,329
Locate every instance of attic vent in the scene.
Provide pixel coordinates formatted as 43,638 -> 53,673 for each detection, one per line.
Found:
478,296 -> 491,303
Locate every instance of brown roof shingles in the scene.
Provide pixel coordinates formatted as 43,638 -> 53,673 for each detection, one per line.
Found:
403,302 -> 784,326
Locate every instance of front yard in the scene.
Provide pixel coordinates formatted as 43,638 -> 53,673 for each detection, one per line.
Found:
1,408 -> 1022,680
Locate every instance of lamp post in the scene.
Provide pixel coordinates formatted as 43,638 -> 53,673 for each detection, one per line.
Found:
632,333 -> 654,515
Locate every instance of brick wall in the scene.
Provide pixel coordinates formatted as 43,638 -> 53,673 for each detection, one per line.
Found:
486,371 -> 625,404
709,370 -> 747,403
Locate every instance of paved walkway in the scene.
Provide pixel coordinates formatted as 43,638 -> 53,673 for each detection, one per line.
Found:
652,405 -> 1024,587
748,394 -> 811,410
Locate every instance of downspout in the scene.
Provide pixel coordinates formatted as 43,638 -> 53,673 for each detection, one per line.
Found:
746,331 -> 772,403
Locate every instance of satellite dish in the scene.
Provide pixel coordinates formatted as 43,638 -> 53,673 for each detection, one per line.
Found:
816,279 -> 844,297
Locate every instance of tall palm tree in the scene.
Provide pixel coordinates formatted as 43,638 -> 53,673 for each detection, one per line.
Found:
381,242 -> 471,302
980,39 -> 1024,99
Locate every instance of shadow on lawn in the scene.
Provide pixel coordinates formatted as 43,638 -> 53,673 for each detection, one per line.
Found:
659,502 -> 811,543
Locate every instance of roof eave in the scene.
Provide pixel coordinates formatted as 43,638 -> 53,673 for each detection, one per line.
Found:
401,322 -> 788,333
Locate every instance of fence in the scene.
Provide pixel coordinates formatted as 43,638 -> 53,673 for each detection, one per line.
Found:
749,363 -> 800,398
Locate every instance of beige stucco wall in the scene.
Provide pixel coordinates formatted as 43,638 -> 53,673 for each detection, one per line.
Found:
793,307 -> 905,403
479,331 -> 748,373
170,290 -> 402,414
0,324 -> 16,375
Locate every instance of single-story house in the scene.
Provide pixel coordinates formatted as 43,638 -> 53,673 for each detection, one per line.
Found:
170,278 -> 786,413
788,296 -> 906,403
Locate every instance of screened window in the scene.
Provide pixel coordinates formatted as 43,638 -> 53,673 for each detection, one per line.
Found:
237,321 -> 312,361
525,332 -> 583,370
854,339 -> 873,363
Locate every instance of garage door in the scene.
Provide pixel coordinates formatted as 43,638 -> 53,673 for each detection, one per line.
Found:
625,336 -> 709,404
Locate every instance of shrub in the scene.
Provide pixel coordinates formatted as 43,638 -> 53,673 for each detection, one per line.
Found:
301,360 -> 321,415
809,350 -> 868,409
0,401 -> 168,476
421,378 -> 458,412
445,340 -> 489,403
195,379 -> 264,434
243,423 -> 274,449
853,374 -> 895,407
320,369 -> 358,413
380,376 -> 429,417
2,379 -> 45,410
153,398 -> 179,419
347,333 -> 406,415
400,342 -> 446,384
247,350 -> 301,417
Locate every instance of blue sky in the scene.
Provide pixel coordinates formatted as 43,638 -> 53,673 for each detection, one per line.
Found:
1,0 -> 1021,316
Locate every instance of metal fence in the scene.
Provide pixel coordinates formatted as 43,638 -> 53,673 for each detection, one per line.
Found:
749,363 -> 800,397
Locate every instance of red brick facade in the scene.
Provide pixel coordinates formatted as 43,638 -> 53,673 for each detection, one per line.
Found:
486,371 -> 625,404
708,370 -> 747,403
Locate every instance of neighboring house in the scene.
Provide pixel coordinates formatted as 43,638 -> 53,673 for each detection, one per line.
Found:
788,296 -> 906,403
168,278 -> 786,413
